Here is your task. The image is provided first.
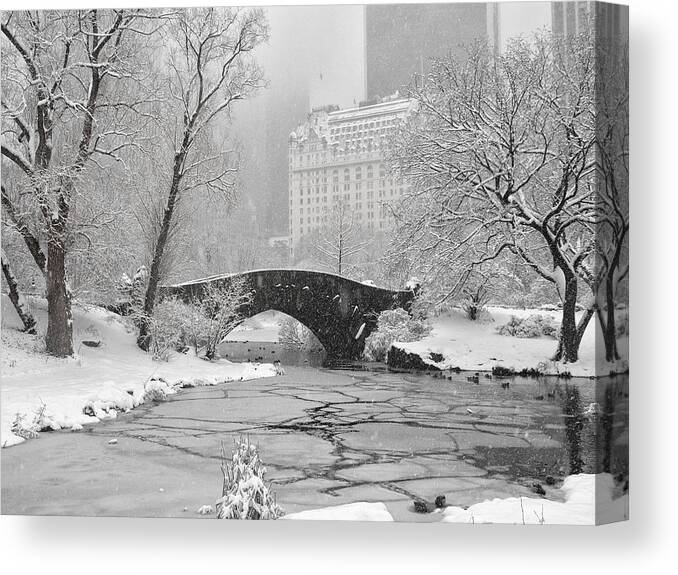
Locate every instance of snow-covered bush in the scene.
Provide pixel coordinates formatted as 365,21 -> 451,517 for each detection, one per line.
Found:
190,278 -> 252,359
114,266 -> 148,317
146,278 -> 251,361
143,377 -> 176,402
497,314 -> 560,339
148,298 -> 189,361
10,401 -> 48,440
363,307 -> 432,362
10,412 -> 40,440
216,437 -> 284,520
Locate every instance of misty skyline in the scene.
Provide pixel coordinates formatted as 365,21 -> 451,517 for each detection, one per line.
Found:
230,2 -> 553,239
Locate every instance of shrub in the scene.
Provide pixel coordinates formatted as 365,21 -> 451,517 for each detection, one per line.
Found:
142,377 -> 176,402
10,401 -> 47,440
147,298 -> 189,361
363,308 -> 432,362
216,437 -> 284,520
497,314 -> 560,339
10,412 -> 40,440
146,278 -> 252,361
193,279 -> 253,360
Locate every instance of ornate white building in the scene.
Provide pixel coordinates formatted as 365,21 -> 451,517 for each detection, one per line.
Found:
287,96 -> 414,255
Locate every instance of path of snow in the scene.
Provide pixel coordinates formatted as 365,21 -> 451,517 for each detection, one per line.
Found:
283,502 -> 394,522
393,307 -> 629,377
1,296 -> 276,448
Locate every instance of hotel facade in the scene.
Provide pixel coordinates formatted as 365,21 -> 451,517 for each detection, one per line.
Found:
287,96 -> 414,256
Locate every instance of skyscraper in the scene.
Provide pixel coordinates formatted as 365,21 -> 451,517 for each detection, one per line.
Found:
552,1 -> 628,39
364,3 -> 499,99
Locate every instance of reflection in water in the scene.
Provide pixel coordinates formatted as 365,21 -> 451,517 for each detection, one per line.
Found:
560,380 -> 628,478
561,385 -> 586,474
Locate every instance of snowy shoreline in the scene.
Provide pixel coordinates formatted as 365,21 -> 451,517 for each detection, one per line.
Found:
1,296 -> 277,448
390,307 -> 629,379
282,473 -> 628,525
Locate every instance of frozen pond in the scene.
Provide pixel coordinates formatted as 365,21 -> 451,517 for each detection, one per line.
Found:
1,366 -> 628,521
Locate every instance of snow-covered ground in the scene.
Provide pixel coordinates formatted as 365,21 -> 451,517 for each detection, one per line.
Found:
1,296 -> 276,448
393,307 -> 629,377
283,502 -> 394,522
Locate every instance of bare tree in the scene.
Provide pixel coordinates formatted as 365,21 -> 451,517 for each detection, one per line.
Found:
137,7 -> 268,350
195,278 -> 253,360
579,38 -> 629,361
313,201 -> 369,277
1,9 -> 157,356
393,32 -> 600,363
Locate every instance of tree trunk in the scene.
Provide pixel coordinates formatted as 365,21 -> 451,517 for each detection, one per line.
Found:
574,305 -> 594,349
596,295 -> 620,363
593,281 -> 620,363
137,157 -> 184,351
603,275 -> 620,361
552,268 -> 580,363
45,238 -> 73,356
1,250 -> 37,334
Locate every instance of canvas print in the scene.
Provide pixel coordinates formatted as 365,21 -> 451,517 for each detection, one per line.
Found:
0,2 -> 628,525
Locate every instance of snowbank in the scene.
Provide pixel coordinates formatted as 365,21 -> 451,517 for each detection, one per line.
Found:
283,502 -> 394,522
1,296 -> 277,448
441,473 -> 628,525
392,307 -> 629,377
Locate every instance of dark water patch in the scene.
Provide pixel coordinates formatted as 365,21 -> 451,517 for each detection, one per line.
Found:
218,340 -> 326,367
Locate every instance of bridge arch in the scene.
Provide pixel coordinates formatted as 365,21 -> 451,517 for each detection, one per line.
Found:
163,269 -> 415,361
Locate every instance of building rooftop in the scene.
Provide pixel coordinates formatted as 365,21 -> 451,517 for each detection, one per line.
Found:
290,95 -> 414,153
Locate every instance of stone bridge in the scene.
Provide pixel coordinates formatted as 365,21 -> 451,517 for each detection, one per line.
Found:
163,269 -> 416,361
